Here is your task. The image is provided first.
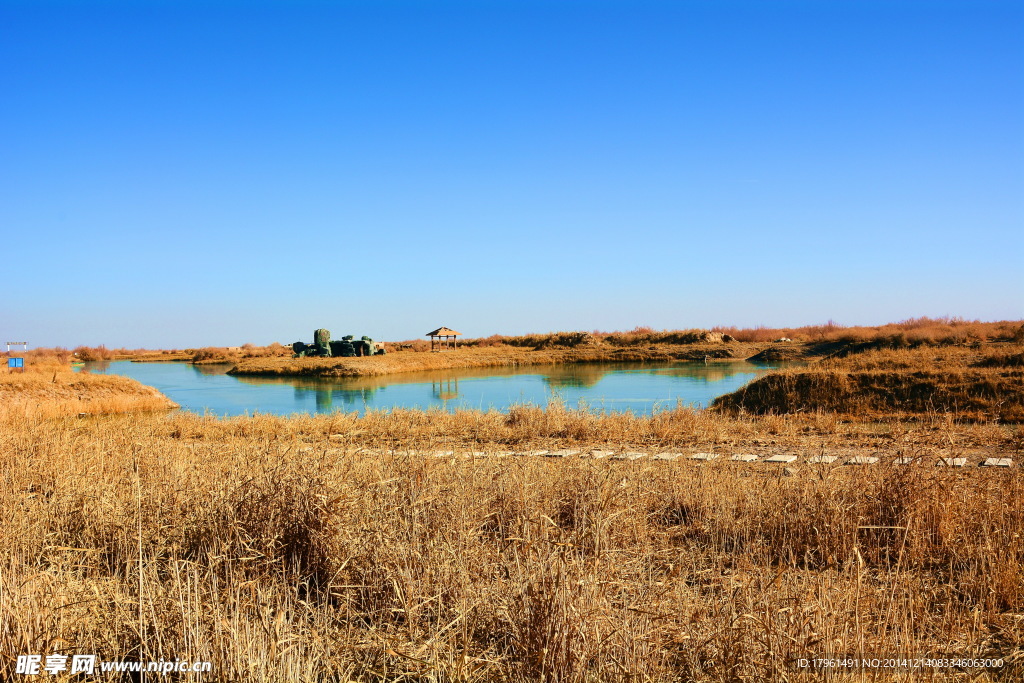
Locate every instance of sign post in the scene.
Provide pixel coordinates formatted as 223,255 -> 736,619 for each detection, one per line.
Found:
6,341 -> 27,373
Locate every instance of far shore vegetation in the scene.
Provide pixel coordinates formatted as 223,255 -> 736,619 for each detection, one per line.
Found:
50,315 -> 1024,364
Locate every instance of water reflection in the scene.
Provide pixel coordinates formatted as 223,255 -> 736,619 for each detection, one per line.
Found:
295,384 -> 379,411
432,378 -> 459,401
539,365 -> 607,389
191,363 -> 234,376
79,360 -> 111,373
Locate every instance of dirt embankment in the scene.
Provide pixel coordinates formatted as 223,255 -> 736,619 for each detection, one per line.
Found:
714,343 -> 1024,422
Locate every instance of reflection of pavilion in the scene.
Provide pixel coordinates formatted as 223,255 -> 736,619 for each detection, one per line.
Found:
432,378 -> 459,400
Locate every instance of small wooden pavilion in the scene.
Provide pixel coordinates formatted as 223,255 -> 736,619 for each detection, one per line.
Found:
427,327 -> 462,352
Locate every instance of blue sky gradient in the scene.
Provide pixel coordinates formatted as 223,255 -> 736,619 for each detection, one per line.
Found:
2,0 -> 1022,348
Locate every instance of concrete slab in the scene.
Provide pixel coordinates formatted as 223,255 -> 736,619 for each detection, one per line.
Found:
513,450 -> 548,457
651,452 -> 683,461
764,454 -> 798,464
807,455 -> 838,464
690,452 -> 719,461
845,456 -> 879,465
430,450 -> 455,458
937,457 -> 968,467
981,457 -> 1013,467
545,449 -> 580,458
731,453 -> 759,462
612,451 -> 648,461
586,449 -> 615,459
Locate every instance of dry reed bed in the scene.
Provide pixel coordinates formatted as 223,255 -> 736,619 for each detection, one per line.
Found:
463,318 -> 1023,347
715,344 -> 1024,423
0,366 -> 177,419
2,408 -> 1021,681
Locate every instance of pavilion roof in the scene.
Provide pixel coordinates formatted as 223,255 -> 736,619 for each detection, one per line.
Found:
426,327 -> 462,337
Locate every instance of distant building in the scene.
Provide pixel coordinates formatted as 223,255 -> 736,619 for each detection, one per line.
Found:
426,327 -> 461,352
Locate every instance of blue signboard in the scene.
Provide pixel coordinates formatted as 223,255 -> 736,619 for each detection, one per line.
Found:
8,357 -> 23,368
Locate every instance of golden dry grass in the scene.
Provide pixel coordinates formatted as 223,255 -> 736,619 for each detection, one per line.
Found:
0,362 -> 177,419
715,342 -> 1024,423
442,318 -> 1023,348
1,406 -> 1021,681
189,342 -> 292,364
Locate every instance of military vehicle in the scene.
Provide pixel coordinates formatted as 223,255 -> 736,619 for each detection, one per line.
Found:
291,329 -> 385,358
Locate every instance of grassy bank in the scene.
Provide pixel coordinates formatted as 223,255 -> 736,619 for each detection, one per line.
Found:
1,408 -> 1020,681
0,361 -> 177,418
714,343 -> 1024,422
228,343 -> 765,378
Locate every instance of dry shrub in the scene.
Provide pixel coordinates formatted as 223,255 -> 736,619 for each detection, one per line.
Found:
192,346 -> 241,363
239,342 -> 291,358
72,345 -> 116,361
388,339 -> 432,352
473,334 -> 509,348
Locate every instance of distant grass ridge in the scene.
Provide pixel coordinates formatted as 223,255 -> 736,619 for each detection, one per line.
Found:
453,317 -> 1023,348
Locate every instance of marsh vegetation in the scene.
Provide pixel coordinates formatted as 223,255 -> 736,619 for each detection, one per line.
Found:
2,403 -> 1022,681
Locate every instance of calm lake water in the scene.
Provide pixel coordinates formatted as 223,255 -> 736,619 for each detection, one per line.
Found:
79,360 -> 779,417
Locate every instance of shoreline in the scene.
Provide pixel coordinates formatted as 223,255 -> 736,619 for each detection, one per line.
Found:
226,342 -> 782,378
18,337 -> 1024,424
65,339 -> 1024,424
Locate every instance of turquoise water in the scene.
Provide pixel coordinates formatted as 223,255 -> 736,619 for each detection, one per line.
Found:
78,360 -> 778,417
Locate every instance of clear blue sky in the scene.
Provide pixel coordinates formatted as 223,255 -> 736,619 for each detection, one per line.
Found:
3,0 -> 1022,348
